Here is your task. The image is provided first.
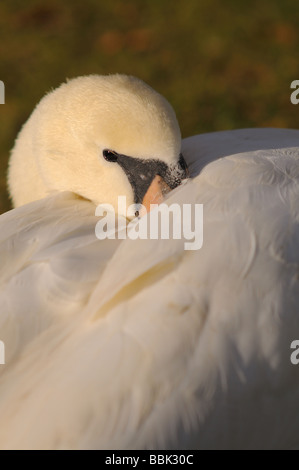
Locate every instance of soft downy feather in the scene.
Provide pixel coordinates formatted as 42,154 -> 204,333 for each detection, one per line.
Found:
0,129 -> 299,449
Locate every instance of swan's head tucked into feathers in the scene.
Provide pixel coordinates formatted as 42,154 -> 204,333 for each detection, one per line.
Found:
8,74 -> 187,215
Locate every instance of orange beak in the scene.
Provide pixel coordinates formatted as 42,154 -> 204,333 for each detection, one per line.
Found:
141,175 -> 172,213
111,150 -> 189,218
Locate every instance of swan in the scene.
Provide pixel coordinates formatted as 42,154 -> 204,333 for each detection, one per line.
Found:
0,74 -> 299,450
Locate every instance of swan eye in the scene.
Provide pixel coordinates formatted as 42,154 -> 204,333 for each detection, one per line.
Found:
103,149 -> 119,162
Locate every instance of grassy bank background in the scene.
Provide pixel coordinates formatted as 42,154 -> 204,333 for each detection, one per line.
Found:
0,0 -> 298,213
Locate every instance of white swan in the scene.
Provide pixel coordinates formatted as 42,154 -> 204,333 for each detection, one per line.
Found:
0,74 -> 299,450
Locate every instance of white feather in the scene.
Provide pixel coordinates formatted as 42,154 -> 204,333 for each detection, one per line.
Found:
1,75 -> 299,449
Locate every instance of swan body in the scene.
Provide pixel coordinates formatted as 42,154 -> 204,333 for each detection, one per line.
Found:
1,74 -> 299,449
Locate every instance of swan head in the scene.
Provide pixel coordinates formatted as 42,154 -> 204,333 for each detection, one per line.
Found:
8,74 -> 188,216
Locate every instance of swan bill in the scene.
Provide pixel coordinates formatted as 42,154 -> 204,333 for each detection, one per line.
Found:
114,152 -> 188,215
141,174 -> 171,213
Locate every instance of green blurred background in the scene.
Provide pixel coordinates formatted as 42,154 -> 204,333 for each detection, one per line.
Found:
0,0 -> 299,214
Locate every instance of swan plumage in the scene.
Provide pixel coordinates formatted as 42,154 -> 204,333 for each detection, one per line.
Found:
8,74 -> 183,211
0,74 -> 299,449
